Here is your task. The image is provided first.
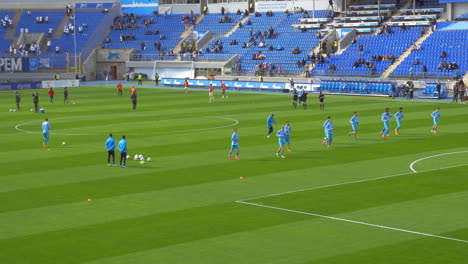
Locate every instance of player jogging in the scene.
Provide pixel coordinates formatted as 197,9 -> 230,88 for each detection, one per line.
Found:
228,128 -> 240,160
48,88 -> 54,103
284,121 -> 292,152
118,135 -> 128,168
42,118 -> 50,148
394,107 -> 404,135
106,133 -> 116,166
221,81 -> 227,98
266,113 -> 276,138
431,107 -> 441,134
300,89 -> 308,110
292,88 -> 298,108
322,116 -> 335,148
348,112 -> 358,140
208,82 -> 215,102
117,82 -> 123,96
380,108 -> 393,139
318,90 -> 325,111
184,79 -> 189,94
275,126 -> 286,158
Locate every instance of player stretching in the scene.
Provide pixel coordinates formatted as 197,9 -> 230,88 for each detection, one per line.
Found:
266,113 -> 276,138
318,90 -> 325,111
284,121 -> 292,152
380,108 -> 392,139
228,128 -> 240,160
431,107 -> 441,134
276,126 -> 286,158
348,112 -> 358,140
292,88 -> 298,108
322,116 -> 335,148
42,118 -> 50,148
208,82 -> 215,102
394,107 -> 404,135
184,79 -> 189,94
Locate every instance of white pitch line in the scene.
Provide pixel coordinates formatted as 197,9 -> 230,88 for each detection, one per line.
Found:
236,163 -> 468,202
237,201 -> 468,244
409,151 -> 468,172
14,116 -> 239,136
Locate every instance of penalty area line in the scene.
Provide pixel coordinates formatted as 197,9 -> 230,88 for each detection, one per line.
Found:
236,201 -> 468,244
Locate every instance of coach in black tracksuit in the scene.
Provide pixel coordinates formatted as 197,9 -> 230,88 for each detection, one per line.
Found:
131,92 -> 137,110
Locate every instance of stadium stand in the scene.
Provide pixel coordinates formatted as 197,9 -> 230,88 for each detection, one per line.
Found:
104,13 -> 186,60
192,13 -> 239,35
312,27 -> 423,77
391,27 -> 468,78
14,11 -> 64,36
455,13 -> 468,21
0,12 -> 14,54
195,10 -> 328,75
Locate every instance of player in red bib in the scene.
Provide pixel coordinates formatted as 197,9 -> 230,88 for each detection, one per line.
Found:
209,82 -> 215,102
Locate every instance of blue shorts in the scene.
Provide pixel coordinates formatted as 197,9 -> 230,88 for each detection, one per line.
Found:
433,119 -> 439,126
278,139 -> 285,147
352,124 -> 358,131
383,122 -> 390,130
326,132 -> 333,139
284,135 -> 290,143
43,132 -> 49,139
230,144 -> 239,151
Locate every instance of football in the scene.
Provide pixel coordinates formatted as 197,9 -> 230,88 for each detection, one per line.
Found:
62,142 -> 66,146
126,155 -> 130,159
134,154 -> 139,161
147,157 -> 152,162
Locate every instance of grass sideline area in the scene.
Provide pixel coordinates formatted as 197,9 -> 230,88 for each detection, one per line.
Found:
1,85 -> 467,263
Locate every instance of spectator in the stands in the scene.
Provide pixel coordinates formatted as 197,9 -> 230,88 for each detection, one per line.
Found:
276,45 -> 283,51
296,60 -> 302,68
236,9 -> 242,15
388,54 -> 396,63
221,6 -> 225,15
55,46 -> 60,54
438,61 -> 448,70
353,61 -> 360,69
160,34 -> 166,40
421,64 -> 427,78
246,19 -> 252,26
449,62 -> 458,70
230,39 -> 237,45
292,47 -> 300,54
401,23 -> 407,31
255,12 -> 261,17
440,50 -> 447,58
358,43 -> 364,55
48,27 -> 53,36
259,41 -> 265,48
420,27 -> 426,36
268,45 -> 273,51
453,70 -> 460,80
328,64 -> 337,72
140,42 -> 146,51
413,57 -> 420,66
285,9 -> 290,17
321,42 -> 327,53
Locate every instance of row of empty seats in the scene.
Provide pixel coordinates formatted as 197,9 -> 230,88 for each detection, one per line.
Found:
319,81 -> 393,95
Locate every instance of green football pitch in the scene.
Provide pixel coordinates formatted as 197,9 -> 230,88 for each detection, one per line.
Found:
1,85 -> 467,263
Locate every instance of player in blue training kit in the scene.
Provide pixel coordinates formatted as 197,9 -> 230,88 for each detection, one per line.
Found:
347,112 -> 358,140
431,107 -> 441,134
266,114 -> 276,138
118,135 -> 128,168
394,107 -> 404,135
228,128 -> 240,160
42,118 -> 50,148
380,108 -> 392,139
106,133 -> 116,166
275,126 -> 286,158
322,116 -> 335,148
284,121 -> 292,152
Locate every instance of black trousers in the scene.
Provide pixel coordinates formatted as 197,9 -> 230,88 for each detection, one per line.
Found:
34,102 -> 39,112
268,126 -> 273,135
108,150 -> 115,164
120,152 -> 127,166
132,100 -> 137,110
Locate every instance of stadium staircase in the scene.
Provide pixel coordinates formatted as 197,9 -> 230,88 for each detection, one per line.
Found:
381,28 -> 434,78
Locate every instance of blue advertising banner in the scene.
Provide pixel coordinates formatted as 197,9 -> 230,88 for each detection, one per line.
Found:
161,79 -> 285,90
29,57 -> 38,71
122,0 -> 159,15
0,81 -> 42,91
76,3 -> 116,9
